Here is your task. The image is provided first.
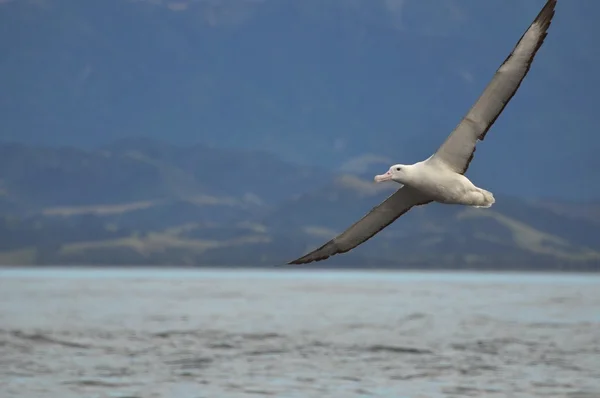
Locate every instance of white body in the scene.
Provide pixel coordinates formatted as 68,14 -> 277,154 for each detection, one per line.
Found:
386,160 -> 495,208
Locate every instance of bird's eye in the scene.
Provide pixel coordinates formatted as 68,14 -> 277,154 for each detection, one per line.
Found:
396,167 -> 401,171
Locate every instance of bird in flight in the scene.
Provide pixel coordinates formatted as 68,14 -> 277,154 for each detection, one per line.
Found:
288,0 -> 557,265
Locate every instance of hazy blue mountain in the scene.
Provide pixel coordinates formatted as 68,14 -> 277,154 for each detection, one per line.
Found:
0,138 -> 330,212
0,140 -> 598,270
1,0 -> 599,199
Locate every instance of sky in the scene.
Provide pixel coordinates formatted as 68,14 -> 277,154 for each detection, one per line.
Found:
0,0 -> 599,200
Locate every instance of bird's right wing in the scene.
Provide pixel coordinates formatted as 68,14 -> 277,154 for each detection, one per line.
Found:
288,186 -> 432,265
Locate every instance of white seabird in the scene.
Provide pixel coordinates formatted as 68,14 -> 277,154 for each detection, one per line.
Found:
288,0 -> 557,265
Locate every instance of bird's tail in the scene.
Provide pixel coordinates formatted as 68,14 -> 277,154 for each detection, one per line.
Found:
473,189 -> 495,208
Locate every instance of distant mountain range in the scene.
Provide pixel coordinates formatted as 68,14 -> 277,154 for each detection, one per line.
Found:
1,139 -> 599,270
1,0 -> 599,199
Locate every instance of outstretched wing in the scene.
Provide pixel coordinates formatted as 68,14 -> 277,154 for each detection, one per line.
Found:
288,186 -> 432,265
429,0 -> 557,175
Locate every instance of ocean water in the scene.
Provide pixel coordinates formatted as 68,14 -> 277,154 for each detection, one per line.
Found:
1,268 -> 599,398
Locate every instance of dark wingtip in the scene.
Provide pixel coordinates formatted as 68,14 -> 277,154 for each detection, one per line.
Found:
287,254 -> 330,265
534,0 -> 557,34
287,239 -> 337,265
287,256 -> 312,265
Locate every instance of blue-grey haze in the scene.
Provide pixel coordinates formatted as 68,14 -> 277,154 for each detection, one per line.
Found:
1,0 -> 599,199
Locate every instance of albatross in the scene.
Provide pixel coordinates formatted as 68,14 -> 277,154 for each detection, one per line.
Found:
288,0 -> 557,265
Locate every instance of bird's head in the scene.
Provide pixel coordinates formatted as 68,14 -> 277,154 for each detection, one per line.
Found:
374,164 -> 410,186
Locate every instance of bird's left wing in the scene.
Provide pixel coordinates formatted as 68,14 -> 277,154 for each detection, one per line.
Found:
429,0 -> 557,175
288,186 -> 432,265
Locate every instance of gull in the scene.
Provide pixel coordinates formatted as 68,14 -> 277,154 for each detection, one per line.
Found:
288,0 -> 557,265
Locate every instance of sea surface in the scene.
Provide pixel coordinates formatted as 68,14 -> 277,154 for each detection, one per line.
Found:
1,268 -> 599,398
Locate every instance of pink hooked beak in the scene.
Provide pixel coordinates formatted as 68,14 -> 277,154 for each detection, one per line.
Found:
374,170 -> 393,183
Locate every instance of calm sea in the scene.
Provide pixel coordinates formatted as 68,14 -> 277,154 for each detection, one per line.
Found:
1,268 -> 599,398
